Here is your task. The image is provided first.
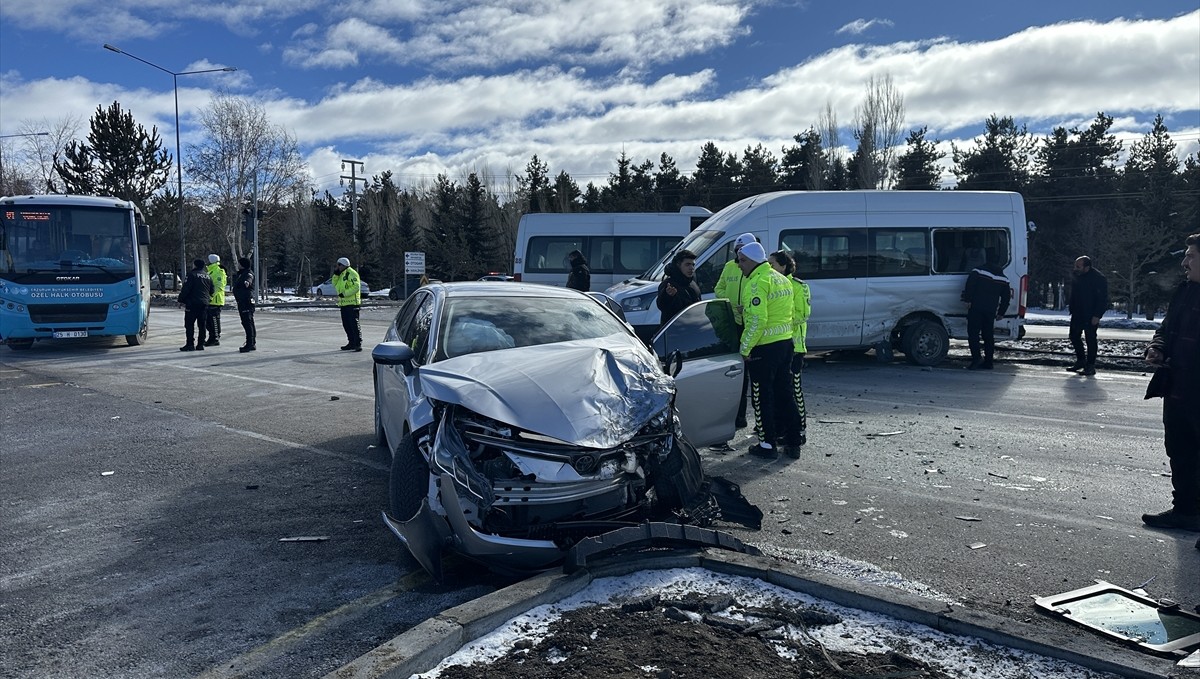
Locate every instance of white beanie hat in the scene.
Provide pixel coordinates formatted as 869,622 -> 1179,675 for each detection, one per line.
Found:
208,254 -> 220,264
733,233 -> 757,249
740,242 -> 768,263
337,257 -> 351,267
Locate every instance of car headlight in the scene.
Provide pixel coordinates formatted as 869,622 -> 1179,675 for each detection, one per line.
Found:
620,290 -> 657,312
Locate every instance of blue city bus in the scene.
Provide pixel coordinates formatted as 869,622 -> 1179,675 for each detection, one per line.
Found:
0,194 -> 152,350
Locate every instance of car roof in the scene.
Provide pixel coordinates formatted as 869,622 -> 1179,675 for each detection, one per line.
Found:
432,281 -> 589,299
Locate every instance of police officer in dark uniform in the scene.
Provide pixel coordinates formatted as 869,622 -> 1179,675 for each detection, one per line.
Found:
178,258 -> 213,352
961,255 -> 1011,370
232,257 -> 256,352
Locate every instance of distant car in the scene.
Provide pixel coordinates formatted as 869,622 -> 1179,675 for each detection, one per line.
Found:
371,282 -> 759,578
477,274 -> 515,282
312,278 -> 369,298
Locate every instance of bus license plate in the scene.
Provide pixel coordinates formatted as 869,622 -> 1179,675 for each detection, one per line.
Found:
53,330 -> 88,339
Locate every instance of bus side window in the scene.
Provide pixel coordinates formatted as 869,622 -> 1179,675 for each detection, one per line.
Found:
694,242 -> 734,294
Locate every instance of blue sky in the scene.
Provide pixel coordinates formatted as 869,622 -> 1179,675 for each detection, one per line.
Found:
1,1 -> 1197,196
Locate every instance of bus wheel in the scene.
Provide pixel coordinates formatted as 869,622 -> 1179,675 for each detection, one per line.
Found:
901,320 -> 948,366
7,339 -> 34,351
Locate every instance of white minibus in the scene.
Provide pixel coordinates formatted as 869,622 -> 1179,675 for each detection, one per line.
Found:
513,207 -> 711,291
605,191 -> 1029,365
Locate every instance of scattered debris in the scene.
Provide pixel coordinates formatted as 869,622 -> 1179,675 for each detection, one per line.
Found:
245,485 -> 259,490
865,430 -> 905,437
1035,581 -> 1200,657
329,396 -> 340,401
987,471 -> 1009,479
955,516 -> 982,522
279,536 -> 330,542
817,419 -> 853,424
101,471 -> 115,476
968,542 -> 987,550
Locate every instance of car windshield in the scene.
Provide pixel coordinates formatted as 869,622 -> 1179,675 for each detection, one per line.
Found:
439,294 -> 631,359
641,228 -> 726,281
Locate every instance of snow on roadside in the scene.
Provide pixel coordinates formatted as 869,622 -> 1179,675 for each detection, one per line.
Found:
414,567 -> 1117,679
1025,308 -> 1160,330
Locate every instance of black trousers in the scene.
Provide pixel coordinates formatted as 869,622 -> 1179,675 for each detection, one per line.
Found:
340,305 -> 362,347
966,308 -> 995,363
184,305 -> 208,347
206,305 -> 222,340
1163,397 -> 1200,514
747,340 -> 801,446
1068,315 -> 1098,365
238,302 -> 256,347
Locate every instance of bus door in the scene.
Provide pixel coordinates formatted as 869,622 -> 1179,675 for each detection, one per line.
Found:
779,221 -> 868,349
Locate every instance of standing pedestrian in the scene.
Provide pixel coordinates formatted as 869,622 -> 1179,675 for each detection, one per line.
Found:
333,257 -> 363,351
232,256 -> 256,352
1066,255 -> 1108,375
715,233 -> 758,429
961,255 -> 1012,370
205,254 -> 226,346
737,242 -> 801,459
565,250 -> 590,291
178,258 -> 213,352
1142,233 -> 1200,542
656,249 -> 701,328
769,249 -> 810,448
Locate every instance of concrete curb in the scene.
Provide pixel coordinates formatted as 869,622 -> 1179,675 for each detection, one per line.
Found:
326,549 -> 1180,679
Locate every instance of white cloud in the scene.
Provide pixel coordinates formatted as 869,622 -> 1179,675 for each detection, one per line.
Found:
836,18 -> 895,36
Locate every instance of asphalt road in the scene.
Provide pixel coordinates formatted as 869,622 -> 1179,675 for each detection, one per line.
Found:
1,306 -> 1194,678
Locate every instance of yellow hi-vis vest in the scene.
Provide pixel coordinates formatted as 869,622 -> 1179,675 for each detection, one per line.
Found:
206,263 -> 226,306
791,276 -> 811,353
333,267 -> 361,306
739,263 -> 794,356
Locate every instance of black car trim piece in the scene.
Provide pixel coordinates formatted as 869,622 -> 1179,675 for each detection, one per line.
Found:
562,523 -> 763,574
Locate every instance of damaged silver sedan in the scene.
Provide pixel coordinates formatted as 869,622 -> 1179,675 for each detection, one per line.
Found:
372,282 -> 759,578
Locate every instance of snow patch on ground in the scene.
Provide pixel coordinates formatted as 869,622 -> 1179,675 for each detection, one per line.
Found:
414,568 -> 1116,679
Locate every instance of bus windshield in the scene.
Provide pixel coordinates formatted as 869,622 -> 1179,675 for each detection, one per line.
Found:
641,229 -> 726,281
2,204 -> 136,277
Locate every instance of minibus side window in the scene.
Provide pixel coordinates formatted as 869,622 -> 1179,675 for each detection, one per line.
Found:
527,236 -> 585,272
695,242 -> 736,294
780,229 -> 868,280
870,228 -> 930,276
931,229 -> 1011,274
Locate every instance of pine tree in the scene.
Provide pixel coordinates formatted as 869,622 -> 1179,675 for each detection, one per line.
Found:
894,127 -> 945,190
54,101 -> 171,204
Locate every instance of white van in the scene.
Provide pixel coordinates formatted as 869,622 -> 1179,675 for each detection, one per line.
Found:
513,207 -> 712,290
605,191 -> 1029,365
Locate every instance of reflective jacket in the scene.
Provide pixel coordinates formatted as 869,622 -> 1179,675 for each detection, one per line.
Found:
206,263 -> 226,306
333,266 -> 361,306
739,262 -> 794,356
790,276 -> 811,353
714,259 -> 746,325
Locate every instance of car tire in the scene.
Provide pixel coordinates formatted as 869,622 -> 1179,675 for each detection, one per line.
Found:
314,290 -> 324,299
388,288 -> 400,301
901,320 -> 948,366
373,370 -> 388,450
389,433 -> 428,522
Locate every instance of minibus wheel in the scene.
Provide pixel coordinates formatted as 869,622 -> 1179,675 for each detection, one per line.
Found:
901,320 -> 948,366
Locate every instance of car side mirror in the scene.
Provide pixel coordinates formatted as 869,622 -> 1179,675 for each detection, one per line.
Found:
372,341 -> 415,369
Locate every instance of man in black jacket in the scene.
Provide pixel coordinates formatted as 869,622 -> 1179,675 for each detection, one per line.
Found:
1142,234 -> 1200,540
656,249 -> 701,328
565,250 -> 590,292
1066,255 -> 1109,375
177,259 -> 213,352
232,257 -> 256,352
961,256 -> 1011,370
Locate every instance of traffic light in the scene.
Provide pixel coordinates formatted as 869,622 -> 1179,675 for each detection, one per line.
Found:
241,207 -> 253,242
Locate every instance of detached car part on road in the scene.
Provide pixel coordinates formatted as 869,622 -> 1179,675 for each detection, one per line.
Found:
372,282 -> 760,579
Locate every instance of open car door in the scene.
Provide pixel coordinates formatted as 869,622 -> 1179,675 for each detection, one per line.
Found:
651,299 -> 743,447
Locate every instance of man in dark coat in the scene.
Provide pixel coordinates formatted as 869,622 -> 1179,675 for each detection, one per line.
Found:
656,249 -> 701,328
232,257 -> 256,352
961,256 -> 1011,370
177,258 -> 213,352
565,250 -> 590,292
1142,233 -> 1200,541
1066,255 -> 1109,375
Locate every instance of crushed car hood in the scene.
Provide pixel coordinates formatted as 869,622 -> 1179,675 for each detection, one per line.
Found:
417,338 -> 674,449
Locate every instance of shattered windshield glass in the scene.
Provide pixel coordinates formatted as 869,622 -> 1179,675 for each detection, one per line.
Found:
439,294 -> 632,359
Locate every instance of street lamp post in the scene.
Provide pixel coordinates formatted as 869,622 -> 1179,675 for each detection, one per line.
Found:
103,44 -> 235,281
0,132 -> 50,195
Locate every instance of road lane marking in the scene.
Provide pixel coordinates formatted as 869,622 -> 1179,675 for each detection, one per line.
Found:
194,571 -> 432,679
218,425 -> 388,472
166,364 -> 371,400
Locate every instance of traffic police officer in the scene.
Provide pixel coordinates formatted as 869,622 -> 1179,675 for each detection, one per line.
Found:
205,254 -> 226,346
333,257 -> 362,351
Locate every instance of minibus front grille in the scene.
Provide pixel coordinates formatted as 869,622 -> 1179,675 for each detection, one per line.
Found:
28,304 -> 109,324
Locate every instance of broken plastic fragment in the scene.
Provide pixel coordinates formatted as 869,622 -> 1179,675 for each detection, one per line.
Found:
968,542 -> 987,550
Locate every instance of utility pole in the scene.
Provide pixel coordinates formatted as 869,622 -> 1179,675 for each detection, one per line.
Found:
340,159 -> 367,243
